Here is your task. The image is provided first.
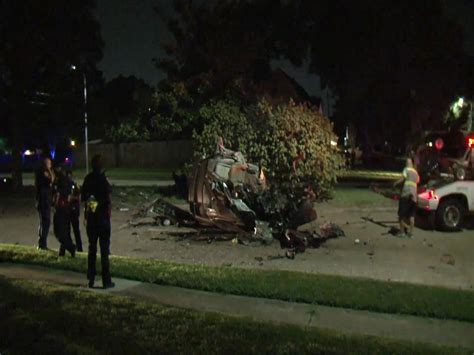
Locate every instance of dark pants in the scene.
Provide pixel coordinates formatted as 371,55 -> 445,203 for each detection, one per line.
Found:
87,219 -> 111,284
398,196 -> 416,219
54,208 -> 75,256
37,198 -> 51,249
70,206 -> 83,251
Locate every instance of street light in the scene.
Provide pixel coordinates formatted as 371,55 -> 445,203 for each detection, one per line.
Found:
451,97 -> 473,132
457,97 -> 473,132
71,65 -> 89,173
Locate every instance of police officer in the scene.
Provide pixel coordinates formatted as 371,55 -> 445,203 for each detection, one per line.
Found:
81,155 -> 114,289
35,155 -> 55,250
66,170 -> 83,252
53,169 -> 76,257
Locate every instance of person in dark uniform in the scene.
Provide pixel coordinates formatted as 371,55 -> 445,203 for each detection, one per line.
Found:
53,169 -> 76,257
66,170 -> 83,252
35,155 -> 55,250
81,155 -> 114,289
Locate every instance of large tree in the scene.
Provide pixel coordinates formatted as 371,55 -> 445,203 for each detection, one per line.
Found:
0,0 -> 103,187
157,0 -> 468,150
301,0 -> 467,149
155,0 -> 299,100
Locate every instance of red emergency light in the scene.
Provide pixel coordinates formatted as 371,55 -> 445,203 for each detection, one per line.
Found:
468,137 -> 474,148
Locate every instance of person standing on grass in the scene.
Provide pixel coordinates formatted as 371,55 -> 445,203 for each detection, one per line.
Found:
66,170 -> 83,252
35,155 -> 55,250
393,157 -> 420,237
53,168 -> 76,257
81,154 -> 114,289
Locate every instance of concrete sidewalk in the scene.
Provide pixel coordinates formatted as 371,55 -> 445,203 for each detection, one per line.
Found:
1,262 -> 473,350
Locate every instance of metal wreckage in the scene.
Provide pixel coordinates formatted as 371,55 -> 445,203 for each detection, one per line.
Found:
134,142 -> 344,258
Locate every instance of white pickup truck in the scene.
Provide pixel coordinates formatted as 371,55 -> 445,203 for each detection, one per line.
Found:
418,179 -> 474,231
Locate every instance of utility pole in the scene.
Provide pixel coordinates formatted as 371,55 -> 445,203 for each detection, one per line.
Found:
71,65 -> 89,173
83,72 -> 89,173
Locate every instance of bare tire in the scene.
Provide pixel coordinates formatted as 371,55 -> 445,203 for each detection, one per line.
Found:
436,198 -> 466,231
453,165 -> 466,181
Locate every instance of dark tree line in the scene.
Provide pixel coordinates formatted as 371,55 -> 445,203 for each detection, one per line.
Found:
156,0 -> 469,150
0,0 -> 103,187
0,0 -> 470,186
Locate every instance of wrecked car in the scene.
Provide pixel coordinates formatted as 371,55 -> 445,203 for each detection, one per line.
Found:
187,141 -> 273,243
131,139 -> 344,256
186,140 -> 343,253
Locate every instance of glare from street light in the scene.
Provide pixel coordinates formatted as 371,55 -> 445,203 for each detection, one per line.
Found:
71,64 -> 77,70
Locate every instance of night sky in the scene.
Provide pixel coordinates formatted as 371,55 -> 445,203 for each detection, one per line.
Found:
96,0 -> 474,97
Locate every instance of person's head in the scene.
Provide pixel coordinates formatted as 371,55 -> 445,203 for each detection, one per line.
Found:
91,154 -> 103,172
406,157 -> 414,168
42,155 -> 52,169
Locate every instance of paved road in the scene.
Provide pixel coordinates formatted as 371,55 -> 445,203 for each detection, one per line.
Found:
1,262 -> 473,350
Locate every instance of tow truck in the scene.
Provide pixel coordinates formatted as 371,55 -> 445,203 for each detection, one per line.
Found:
418,179 -> 474,231
417,134 -> 474,231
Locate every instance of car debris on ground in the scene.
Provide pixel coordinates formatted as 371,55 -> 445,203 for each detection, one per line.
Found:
125,140 -> 345,258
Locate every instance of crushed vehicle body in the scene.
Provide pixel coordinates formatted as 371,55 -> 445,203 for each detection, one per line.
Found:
187,143 -> 273,243
130,139 -> 344,255
185,140 -> 344,252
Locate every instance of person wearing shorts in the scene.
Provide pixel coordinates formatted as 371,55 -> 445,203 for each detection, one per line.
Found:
394,158 -> 419,237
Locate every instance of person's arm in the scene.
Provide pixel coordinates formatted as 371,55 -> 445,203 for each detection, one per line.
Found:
107,193 -> 112,219
393,168 -> 407,188
106,177 -> 112,218
81,177 -> 89,202
52,182 -> 59,207
70,183 -> 80,203
81,178 -> 89,222
393,177 -> 404,188
44,168 -> 55,186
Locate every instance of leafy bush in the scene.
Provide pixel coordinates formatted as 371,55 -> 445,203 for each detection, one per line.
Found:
106,119 -> 150,143
193,98 -> 343,198
147,82 -> 200,140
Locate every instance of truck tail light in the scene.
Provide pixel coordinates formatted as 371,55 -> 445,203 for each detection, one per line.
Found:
468,137 -> 474,148
426,190 -> 438,200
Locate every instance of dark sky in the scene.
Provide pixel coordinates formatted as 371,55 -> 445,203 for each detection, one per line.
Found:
96,0 -> 172,85
96,0 -> 474,97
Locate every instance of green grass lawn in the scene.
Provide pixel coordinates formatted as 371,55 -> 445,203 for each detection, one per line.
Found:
338,169 -> 401,181
330,186 -> 396,208
0,277 -> 467,355
1,244 -> 474,324
19,167 -> 400,182
23,167 -> 174,181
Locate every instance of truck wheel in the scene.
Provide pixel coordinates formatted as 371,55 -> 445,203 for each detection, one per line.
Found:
453,165 -> 466,181
436,198 -> 466,231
